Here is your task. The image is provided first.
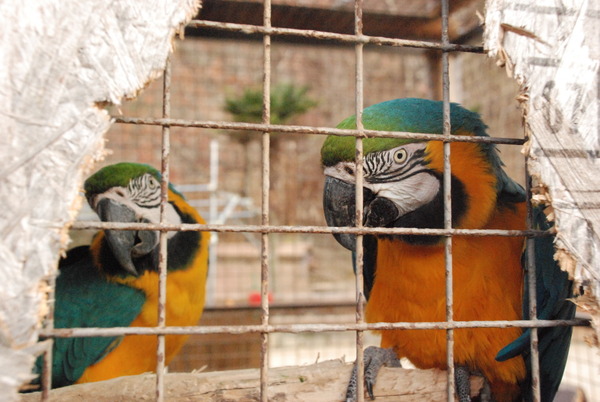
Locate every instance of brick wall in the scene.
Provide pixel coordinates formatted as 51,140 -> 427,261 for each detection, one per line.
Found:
97,35 -> 524,308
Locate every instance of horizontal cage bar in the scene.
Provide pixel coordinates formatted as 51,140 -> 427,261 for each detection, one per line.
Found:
187,20 -> 484,53
113,116 -> 526,146
41,318 -> 589,339
67,220 -> 552,237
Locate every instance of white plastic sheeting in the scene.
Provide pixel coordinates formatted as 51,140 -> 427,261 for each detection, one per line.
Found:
485,0 -> 600,336
0,0 -> 200,400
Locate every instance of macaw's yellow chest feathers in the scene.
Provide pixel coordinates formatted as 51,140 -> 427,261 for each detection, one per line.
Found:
367,203 -> 528,400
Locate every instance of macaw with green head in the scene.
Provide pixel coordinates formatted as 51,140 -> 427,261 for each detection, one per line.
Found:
321,98 -> 574,401
33,162 -> 209,388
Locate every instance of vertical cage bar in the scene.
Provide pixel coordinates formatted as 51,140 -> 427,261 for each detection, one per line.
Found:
206,140 -> 219,307
155,56 -> 172,402
260,0 -> 272,400
40,344 -> 53,400
525,170 -> 541,401
440,0 -> 455,400
40,272 -> 57,400
354,1 -> 365,401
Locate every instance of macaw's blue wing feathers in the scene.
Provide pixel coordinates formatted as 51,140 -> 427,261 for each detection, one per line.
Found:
495,207 -> 575,401
34,246 -> 145,387
495,167 -> 526,204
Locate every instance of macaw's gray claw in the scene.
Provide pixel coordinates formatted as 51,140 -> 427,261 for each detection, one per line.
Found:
365,381 -> 374,400
455,365 -> 492,401
345,346 -> 402,401
455,365 -> 471,402
346,362 -> 359,402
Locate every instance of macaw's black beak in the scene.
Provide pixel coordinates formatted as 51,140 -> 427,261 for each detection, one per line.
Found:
95,198 -> 159,277
323,176 -> 358,251
323,175 -> 400,251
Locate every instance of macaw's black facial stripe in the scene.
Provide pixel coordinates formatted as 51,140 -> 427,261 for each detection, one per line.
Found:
383,172 -> 468,245
97,201 -> 202,277
135,191 -> 161,208
368,163 -> 430,184
365,148 -> 428,184
137,197 -> 161,209
364,151 -> 388,173
128,174 -> 162,209
412,148 -> 426,159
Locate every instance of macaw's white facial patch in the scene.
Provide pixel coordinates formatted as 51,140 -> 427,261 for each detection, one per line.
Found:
323,162 -> 359,183
366,172 -> 439,217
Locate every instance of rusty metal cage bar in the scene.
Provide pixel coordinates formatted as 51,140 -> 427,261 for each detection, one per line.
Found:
43,317 -> 585,337
70,220 -> 551,237
155,55 -> 173,402
353,1 -> 366,400
40,341 -> 52,400
36,2 -> 590,401
186,20 -> 484,53
440,0 -> 455,399
260,0 -> 272,399
40,264 -> 56,400
112,117 -> 526,145
526,173 -> 542,400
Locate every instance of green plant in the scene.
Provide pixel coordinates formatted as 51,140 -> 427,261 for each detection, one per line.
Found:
225,84 -> 317,129
223,84 -> 317,207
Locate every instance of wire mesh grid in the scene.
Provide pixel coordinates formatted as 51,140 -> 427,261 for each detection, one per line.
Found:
37,0 -> 593,401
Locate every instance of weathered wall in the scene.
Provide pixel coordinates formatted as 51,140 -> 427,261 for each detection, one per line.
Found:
485,0 -> 600,335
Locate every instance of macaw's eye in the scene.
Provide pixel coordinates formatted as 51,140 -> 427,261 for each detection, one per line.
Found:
148,176 -> 159,188
393,149 -> 408,164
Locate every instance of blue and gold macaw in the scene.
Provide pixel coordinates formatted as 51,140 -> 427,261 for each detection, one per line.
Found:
34,162 -> 209,388
321,99 -> 575,401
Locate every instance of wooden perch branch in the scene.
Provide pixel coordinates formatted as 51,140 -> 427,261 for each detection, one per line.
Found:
21,360 -> 484,401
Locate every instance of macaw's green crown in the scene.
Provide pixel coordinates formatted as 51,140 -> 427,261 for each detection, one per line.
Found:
84,163 -> 183,198
84,163 -> 161,196
321,98 -> 490,167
